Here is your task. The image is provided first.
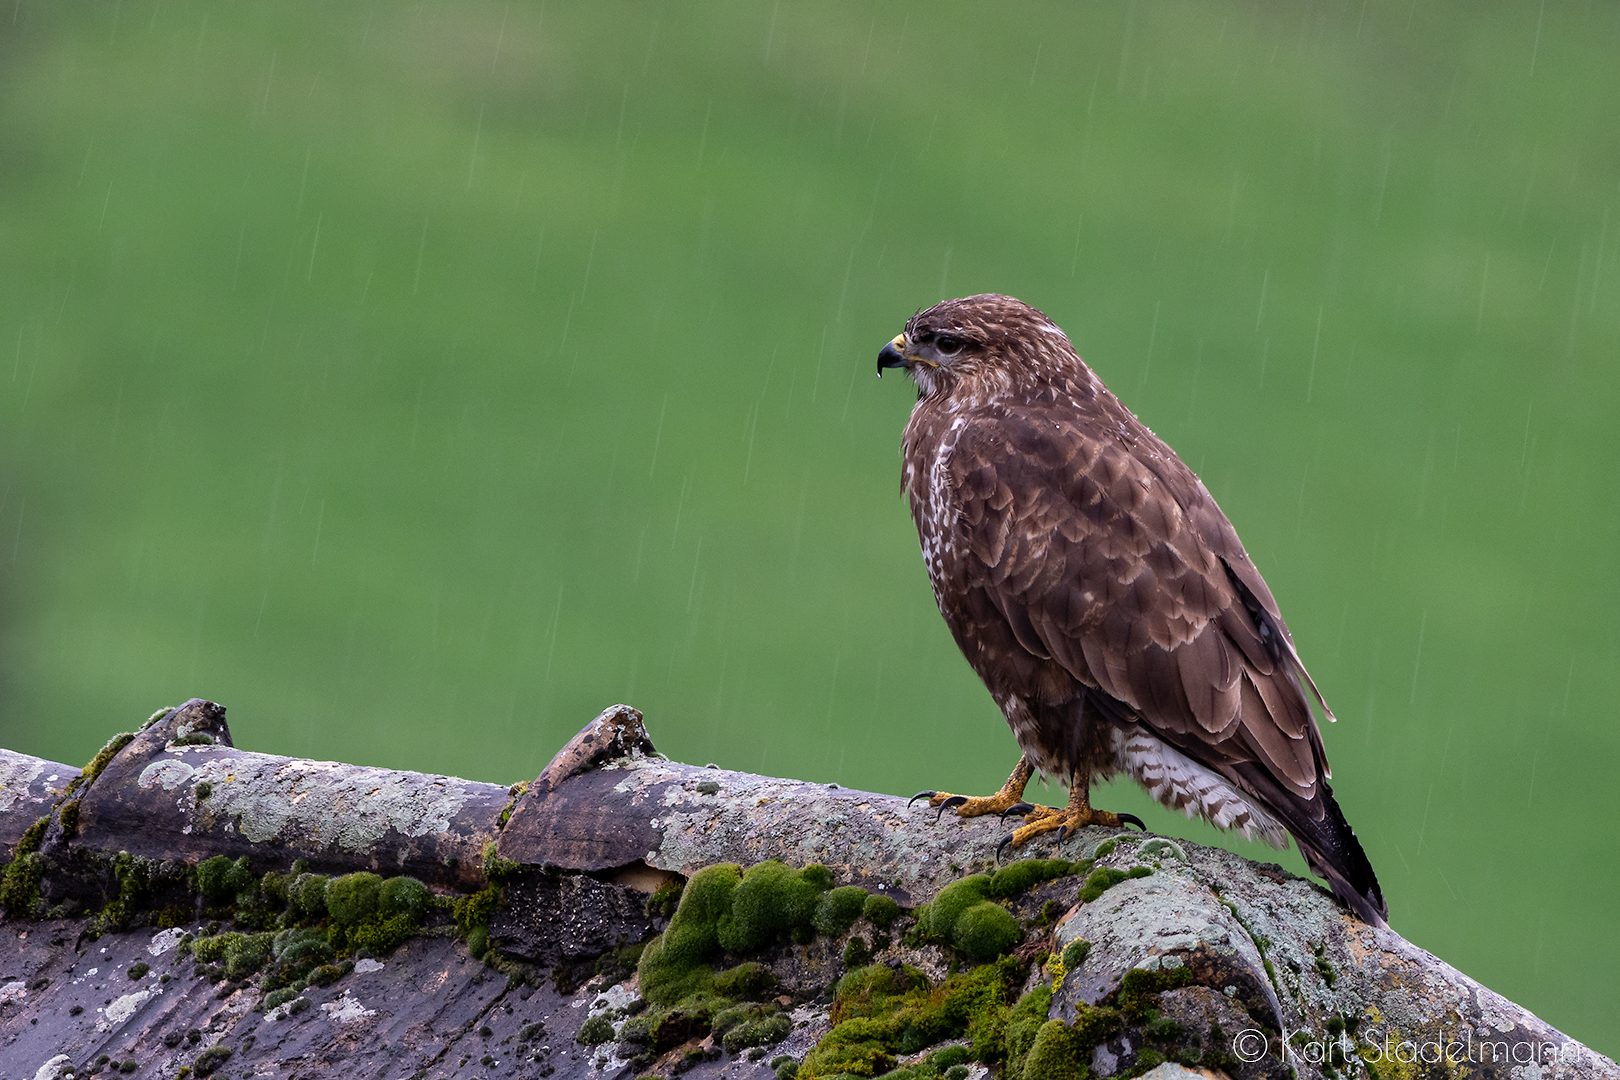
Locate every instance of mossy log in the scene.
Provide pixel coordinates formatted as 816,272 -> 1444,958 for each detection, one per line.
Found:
0,702 -> 1614,1080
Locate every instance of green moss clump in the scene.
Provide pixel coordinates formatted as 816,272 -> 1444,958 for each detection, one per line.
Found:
497,781 -> 527,827
861,893 -> 901,928
0,815 -> 50,915
306,961 -> 351,987
834,963 -> 930,1016
127,962 -> 149,980
191,932 -> 274,978
637,863 -> 741,1005
803,1015 -> 897,1077
193,1045 -> 232,1076
917,876 -> 1021,961
1143,1014 -> 1184,1043
378,875 -> 430,920
922,876 -> 992,940
265,927 -> 332,989
260,871 -> 287,907
93,852 -> 156,934
713,961 -> 777,1000
813,885 -> 869,936
1076,865 -> 1152,904
466,925 -> 490,959
576,1014 -> 616,1045
481,841 -> 521,884
57,799 -> 81,837
195,856 -> 254,900
646,877 -> 684,920
800,864 -> 835,891
1018,1018 -> 1092,1080
807,957 -> 1026,1077
453,885 -> 501,934
1117,966 -> 1193,1019
263,987 -> 301,1011
722,1011 -> 792,1055
718,861 -> 826,953
194,782 -> 212,800
344,914 -> 414,955
1002,985 -> 1053,1071
325,872 -> 382,926
953,902 -> 1021,963
987,858 -> 1086,898
290,873 -> 329,919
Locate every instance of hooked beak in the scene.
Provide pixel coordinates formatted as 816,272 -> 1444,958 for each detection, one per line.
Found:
877,333 -> 911,376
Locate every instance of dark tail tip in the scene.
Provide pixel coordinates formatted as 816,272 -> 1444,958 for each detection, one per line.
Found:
1298,783 -> 1387,928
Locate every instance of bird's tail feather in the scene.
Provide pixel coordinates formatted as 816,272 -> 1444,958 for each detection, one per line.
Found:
1232,764 -> 1387,928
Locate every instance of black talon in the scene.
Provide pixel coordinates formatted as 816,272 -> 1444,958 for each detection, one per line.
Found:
999,802 -> 1036,821
908,790 -> 937,807
1119,813 -> 1146,831
934,795 -> 969,822
995,833 -> 1018,863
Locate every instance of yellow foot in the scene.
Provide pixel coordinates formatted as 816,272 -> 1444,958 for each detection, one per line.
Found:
907,787 -> 1030,820
908,758 -> 1037,822
995,804 -> 1146,860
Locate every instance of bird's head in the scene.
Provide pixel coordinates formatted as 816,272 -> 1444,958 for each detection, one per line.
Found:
877,293 -> 1081,398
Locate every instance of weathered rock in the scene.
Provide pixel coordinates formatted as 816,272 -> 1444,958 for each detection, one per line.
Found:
0,919 -> 778,1080
498,704 -> 1103,907
1049,850 -> 1283,1030
0,751 -> 79,857
488,868 -> 658,968
57,699 -> 509,895
0,701 -> 1615,1080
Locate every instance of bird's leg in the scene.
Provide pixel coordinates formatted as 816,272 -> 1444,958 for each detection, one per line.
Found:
909,757 -> 1035,821
996,767 -> 1145,853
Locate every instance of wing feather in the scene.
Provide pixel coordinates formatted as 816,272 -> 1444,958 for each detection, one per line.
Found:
941,406 -> 1328,801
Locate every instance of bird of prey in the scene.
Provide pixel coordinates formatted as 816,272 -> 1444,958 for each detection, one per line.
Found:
877,293 -> 1386,927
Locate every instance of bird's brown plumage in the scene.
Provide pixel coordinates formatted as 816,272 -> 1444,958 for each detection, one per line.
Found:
881,293 -> 1386,926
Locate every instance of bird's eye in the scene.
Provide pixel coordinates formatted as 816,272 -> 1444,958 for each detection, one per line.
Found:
935,334 -> 967,356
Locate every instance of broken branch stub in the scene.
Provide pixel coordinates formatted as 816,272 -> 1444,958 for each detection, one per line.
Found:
61,699 -> 507,892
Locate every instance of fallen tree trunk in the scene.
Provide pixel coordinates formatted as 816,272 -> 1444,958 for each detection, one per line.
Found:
0,701 -> 1613,1080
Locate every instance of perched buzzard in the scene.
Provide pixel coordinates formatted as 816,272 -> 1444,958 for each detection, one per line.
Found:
878,294 -> 1386,927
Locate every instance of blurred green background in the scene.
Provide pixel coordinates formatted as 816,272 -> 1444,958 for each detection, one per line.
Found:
2,0 -> 1616,1052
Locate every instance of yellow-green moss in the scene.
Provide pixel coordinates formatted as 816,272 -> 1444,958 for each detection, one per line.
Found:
916,875 -> 1022,962
58,799 -> 81,837
803,956 -> 1026,1078
378,875 -> 430,920
80,732 -> 135,788
646,876 -> 684,920
497,781 -> 528,828
453,884 -> 501,935
196,856 -> 254,900
325,872 -> 382,926
718,860 -> 826,952
481,840 -> 521,883
1077,865 -> 1152,904
637,863 -> 741,1005
0,815 -> 50,914
861,893 -> 900,927
813,885 -> 870,936
987,858 -> 1088,898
